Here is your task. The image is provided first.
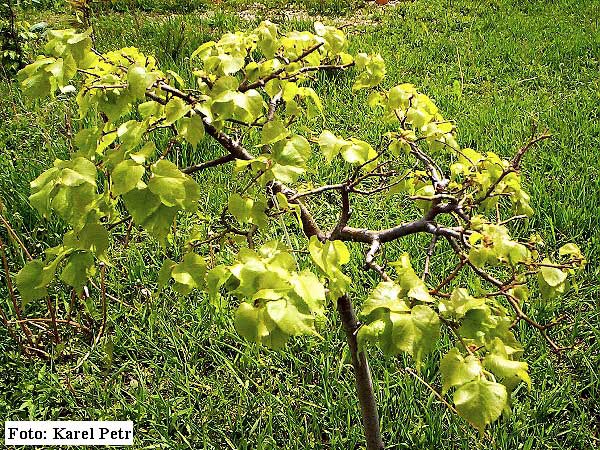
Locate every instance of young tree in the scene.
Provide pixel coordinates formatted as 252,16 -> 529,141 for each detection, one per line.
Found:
15,22 -> 585,448
1,0 -> 25,72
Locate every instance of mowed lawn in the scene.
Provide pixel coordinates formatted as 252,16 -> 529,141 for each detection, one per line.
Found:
0,0 -> 599,448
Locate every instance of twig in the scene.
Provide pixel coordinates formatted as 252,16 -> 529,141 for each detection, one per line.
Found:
475,131 -> 551,205
403,366 -> 490,440
11,318 -> 90,332
89,278 -> 130,308
107,216 -> 132,231
403,366 -> 459,415
498,215 -> 528,225
0,214 -> 32,260
25,346 -> 51,359
364,240 -> 392,282
0,235 -> 34,346
239,43 -> 324,92
46,297 -> 60,344
66,290 -> 77,322
422,235 -> 438,281
182,154 -> 235,174
407,141 -> 448,191
432,260 -> 466,294
288,183 -> 344,201
512,129 -> 551,169
499,291 -> 572,353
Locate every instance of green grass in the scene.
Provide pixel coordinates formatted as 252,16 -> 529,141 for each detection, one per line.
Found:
92,0 -> 360,15
2,0 -> 600,448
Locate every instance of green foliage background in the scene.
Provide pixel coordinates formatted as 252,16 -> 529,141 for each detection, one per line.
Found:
1,0 -> 599,448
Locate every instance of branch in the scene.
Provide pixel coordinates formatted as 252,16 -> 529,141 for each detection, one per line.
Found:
332,219 -> 461,245
444,235 -> 504,287
474,130 -> 551,205
422,234 -> 438,281
271,182 -> 326,241
288,183 -> 344,201
443,236 -> 573,353
408,142 -> 448,191
146,82 -> 330,243
365,240 -> 391,281
331,186 -> 351,237
283,61 -> 355,82
145,83 -> 474,254
153,83 -> 256,162
182,154 -> 235,174
107,215 -> 131,231
512,129 -> 551,169
432,260 -> 466,294
500,291 -> 572,353
238,43 -> 324,92
146,82 -> 467,252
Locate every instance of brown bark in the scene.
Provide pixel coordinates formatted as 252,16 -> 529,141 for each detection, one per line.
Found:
337,294 -> 384,450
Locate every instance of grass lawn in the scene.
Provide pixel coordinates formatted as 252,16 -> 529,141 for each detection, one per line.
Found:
1,0 -> 599,448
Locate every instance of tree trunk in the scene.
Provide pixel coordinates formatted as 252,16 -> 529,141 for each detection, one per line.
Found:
337,294 -> 384,450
